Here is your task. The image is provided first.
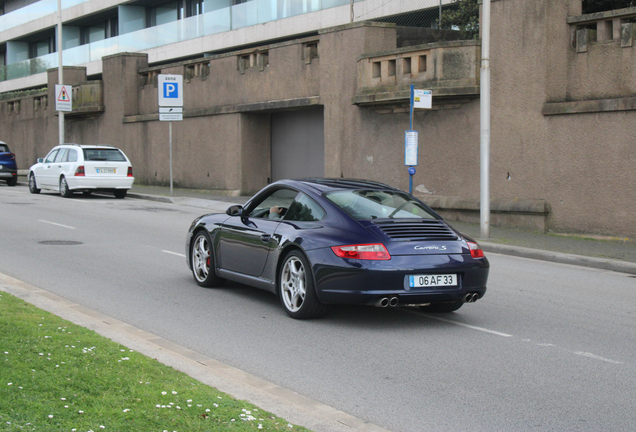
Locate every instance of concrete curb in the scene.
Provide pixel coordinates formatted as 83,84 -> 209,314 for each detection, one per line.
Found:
481,242 -> 636,275
0,272 -> 390,432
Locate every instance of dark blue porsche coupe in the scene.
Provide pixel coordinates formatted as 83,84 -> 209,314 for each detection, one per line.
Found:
186,178 -> 489,319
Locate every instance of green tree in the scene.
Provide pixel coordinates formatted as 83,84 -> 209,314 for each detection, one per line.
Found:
439,0 -> 480,40
582,0 -> 636,13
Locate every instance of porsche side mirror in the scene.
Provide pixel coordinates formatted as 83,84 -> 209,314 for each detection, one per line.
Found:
226,205 -> 243,216
37,158 -> 44,163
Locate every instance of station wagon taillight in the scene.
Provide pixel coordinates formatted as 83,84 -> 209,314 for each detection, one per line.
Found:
331,243 -> 391,260
74,166 -> 85,176
127,167 -> 133,177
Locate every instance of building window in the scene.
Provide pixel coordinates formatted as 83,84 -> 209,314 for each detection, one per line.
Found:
80,18 -> 118,45
29,37 -> 54,59
185,0 -> 204,17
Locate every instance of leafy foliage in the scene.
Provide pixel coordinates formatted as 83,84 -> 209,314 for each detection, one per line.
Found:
439,0 -> 480,40
582,0 -> 636,13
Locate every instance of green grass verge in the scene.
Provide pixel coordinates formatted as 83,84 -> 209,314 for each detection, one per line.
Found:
0,292 -> 312,432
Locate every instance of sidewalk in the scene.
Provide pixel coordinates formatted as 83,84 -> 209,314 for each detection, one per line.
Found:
128,183 -> 636,275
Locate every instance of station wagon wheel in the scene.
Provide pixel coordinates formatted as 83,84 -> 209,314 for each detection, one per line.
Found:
114,190 -> 127,199
59,176 -> 73,198
278,250 -> 327,319
28,173 -> 40,194
191,231 -> 224,288
7,176 -> 17,186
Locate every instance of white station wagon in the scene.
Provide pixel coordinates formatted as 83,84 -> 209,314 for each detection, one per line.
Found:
28,144 -> 134,198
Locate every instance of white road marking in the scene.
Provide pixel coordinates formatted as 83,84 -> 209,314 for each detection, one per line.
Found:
162,250 -> 185,258
38,220 -> 75,230
574,352 -> 623,365
421,314 -> 513,338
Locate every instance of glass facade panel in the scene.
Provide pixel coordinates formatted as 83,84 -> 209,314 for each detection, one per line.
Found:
2,0 -> 356,82
231,1 -> 258,29
203,7 -> 231,34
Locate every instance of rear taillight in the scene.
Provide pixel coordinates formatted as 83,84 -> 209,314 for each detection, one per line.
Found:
127,166 -> 133,177
74,166 -> 85,176
331,243 -> 391,260
8,153 -> 15,160
467,241 -> 484,258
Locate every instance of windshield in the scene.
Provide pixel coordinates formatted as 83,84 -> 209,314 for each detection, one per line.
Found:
0,144 -> 8,153
325,190 -> 438,220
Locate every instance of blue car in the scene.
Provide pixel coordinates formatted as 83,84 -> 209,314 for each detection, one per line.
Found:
186,179 -> 489,319
0,142 -> 18,186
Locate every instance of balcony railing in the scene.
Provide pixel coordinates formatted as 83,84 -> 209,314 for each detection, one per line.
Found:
0,0 -> 350,83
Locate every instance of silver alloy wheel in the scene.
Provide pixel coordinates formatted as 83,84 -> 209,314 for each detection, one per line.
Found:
29,174 -> 38,192
60,177 -> 69,196
281,256 -> 306,312
192,234 -> 210,283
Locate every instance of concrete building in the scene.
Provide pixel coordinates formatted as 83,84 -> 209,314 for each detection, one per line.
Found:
1,0 -> 636,238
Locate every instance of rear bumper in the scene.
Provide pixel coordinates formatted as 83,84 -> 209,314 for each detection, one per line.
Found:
0,165 -> 17,178
307,248 -> 489,305
66,176 -> 134,190
0,171 -> 17,179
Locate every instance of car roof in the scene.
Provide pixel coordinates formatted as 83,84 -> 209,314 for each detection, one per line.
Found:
278,178 -> 402,194
59,144 -> 117,149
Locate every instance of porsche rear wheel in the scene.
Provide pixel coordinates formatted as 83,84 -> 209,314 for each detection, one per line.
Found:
278,250 -> 327,319
191,231 -> 225,288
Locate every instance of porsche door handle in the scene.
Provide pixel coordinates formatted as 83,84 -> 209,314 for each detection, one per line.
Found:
260,234 -> 271,243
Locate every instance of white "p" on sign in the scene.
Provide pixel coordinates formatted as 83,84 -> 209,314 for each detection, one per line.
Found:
158,74 -> 183,107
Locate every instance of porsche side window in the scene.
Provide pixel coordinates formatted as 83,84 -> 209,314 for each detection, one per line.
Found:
249,188 -> 299,219
285,193 -> 326,222
44,149 -> 59,163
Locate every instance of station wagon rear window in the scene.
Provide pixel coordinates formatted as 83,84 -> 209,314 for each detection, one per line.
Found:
0,144 -> 9,153
326,190 -> 437,220
83,148 -> 126,161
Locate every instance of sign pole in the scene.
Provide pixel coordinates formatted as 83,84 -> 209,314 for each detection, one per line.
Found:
480,0 -> 491,239
169,121 -> 173,196
409,85 -> 415,194
57,0 -> 64,145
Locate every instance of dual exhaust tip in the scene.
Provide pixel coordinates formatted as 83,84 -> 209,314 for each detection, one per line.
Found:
463,292 -> 480,303
375,293 -> 480,308
375,296 -> 399,308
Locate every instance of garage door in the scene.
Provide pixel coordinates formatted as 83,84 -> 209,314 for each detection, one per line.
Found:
271,107 -> 324,182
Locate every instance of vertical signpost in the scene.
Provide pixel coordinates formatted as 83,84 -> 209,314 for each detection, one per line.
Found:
158,74 -> 184,196
56,0 -> 66,144
405,85 -> 432,194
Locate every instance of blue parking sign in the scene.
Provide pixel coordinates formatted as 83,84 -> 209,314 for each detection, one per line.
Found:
158,74 -> 183,107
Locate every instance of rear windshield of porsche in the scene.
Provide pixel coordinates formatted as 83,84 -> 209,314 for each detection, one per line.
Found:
0,144 -> 9,153
325,190 -> 438,220
83,148 -> 126,162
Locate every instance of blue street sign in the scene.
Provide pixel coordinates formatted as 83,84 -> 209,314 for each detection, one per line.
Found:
158,74 -> 183,107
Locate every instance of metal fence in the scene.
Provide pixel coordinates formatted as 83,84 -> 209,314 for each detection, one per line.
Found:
352,0 -> 454,28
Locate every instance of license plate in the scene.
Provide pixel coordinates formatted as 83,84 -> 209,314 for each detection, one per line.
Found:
96,168 -> 116,174
409,274 -> 457,288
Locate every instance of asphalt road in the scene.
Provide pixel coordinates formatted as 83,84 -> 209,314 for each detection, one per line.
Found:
1,184 -> 635,432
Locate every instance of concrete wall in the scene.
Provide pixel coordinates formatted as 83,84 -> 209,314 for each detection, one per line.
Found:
489,0 -> 636,236
3,8 -> 636,237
